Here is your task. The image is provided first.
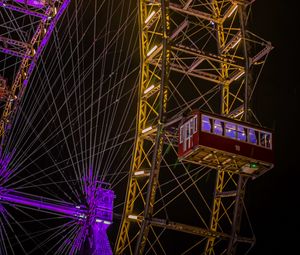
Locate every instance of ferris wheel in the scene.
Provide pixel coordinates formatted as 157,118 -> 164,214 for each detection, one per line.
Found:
0,0 -> 273,254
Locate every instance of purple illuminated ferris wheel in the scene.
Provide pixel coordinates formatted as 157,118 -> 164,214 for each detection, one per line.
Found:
0,0 -> 139,253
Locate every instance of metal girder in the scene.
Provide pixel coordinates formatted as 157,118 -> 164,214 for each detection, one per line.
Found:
149,59 -> 223,84
230,0 -> 255,6
128,215 -> 254,244
151,219 -> 227,238
172,44 -> 243,68
227,105 -> 244,119
151,217 -> 254,244
0,36 -> 31,49
0,46 -> 31,59
250,43 -> 273,65
0,187 -> 113,223
0,36 -> 33,59
169,2 -> 219,24
220,31 -> 242,54
183,0 -> 193,10
0,1 -> 49,19
128,216 -> 231,239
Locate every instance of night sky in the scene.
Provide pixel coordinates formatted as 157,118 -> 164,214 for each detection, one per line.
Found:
246,1 -> 299,254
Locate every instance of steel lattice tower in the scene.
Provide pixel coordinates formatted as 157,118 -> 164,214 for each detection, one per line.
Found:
116,0 -> 273,254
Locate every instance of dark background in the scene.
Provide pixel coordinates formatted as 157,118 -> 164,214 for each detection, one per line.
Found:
247,1 -> 299,254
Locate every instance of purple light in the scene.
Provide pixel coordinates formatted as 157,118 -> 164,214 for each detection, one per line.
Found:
0,203 -> 4,214
0,191 -> 82,216
71,223 -> 89,254
92,222 -> 113,255
0,47 -> 31,59
0,1 -> 48,18
0,149 -> 14,183
0,187 -> 114,222
13,0 -> 46,8
82,168 -> 114,254
0,178 -> 115,255
0,1 -> 115,253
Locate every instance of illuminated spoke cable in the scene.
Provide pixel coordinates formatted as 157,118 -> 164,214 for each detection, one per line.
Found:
1,0 -> 139,253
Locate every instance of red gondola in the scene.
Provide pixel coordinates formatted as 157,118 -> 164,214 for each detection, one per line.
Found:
178,110 -> 274,177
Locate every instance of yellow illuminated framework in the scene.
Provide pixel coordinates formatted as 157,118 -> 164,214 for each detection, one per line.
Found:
116,0 -> 272,254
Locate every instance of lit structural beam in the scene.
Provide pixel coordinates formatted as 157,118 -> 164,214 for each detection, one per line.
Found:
0,187 -> 114,255
183,0 -> 193,10
169,2 -> 219,23
230,0 -> 255,6
249,43 -> 273,65
128,216 -> 230,239
14,0 -> 47,8
220,31 -> 242,54
0,46 -> 31,59
0,36 -> 33,59
148,0 -> 215,21
0,188 -> 113,223
0,1 -> 48,19
0,36 -> 32,51
222,4 -> 238,22
0,0 -> 70,147
227,105 -> 244,119
171,44 -> 244,68
149,60 -> 223,84
127,215 -> 254,243
0,190 -> 86,217
150,217 -> 254,244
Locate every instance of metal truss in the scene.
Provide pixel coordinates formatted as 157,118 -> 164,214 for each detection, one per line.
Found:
117,0 -> 272,254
